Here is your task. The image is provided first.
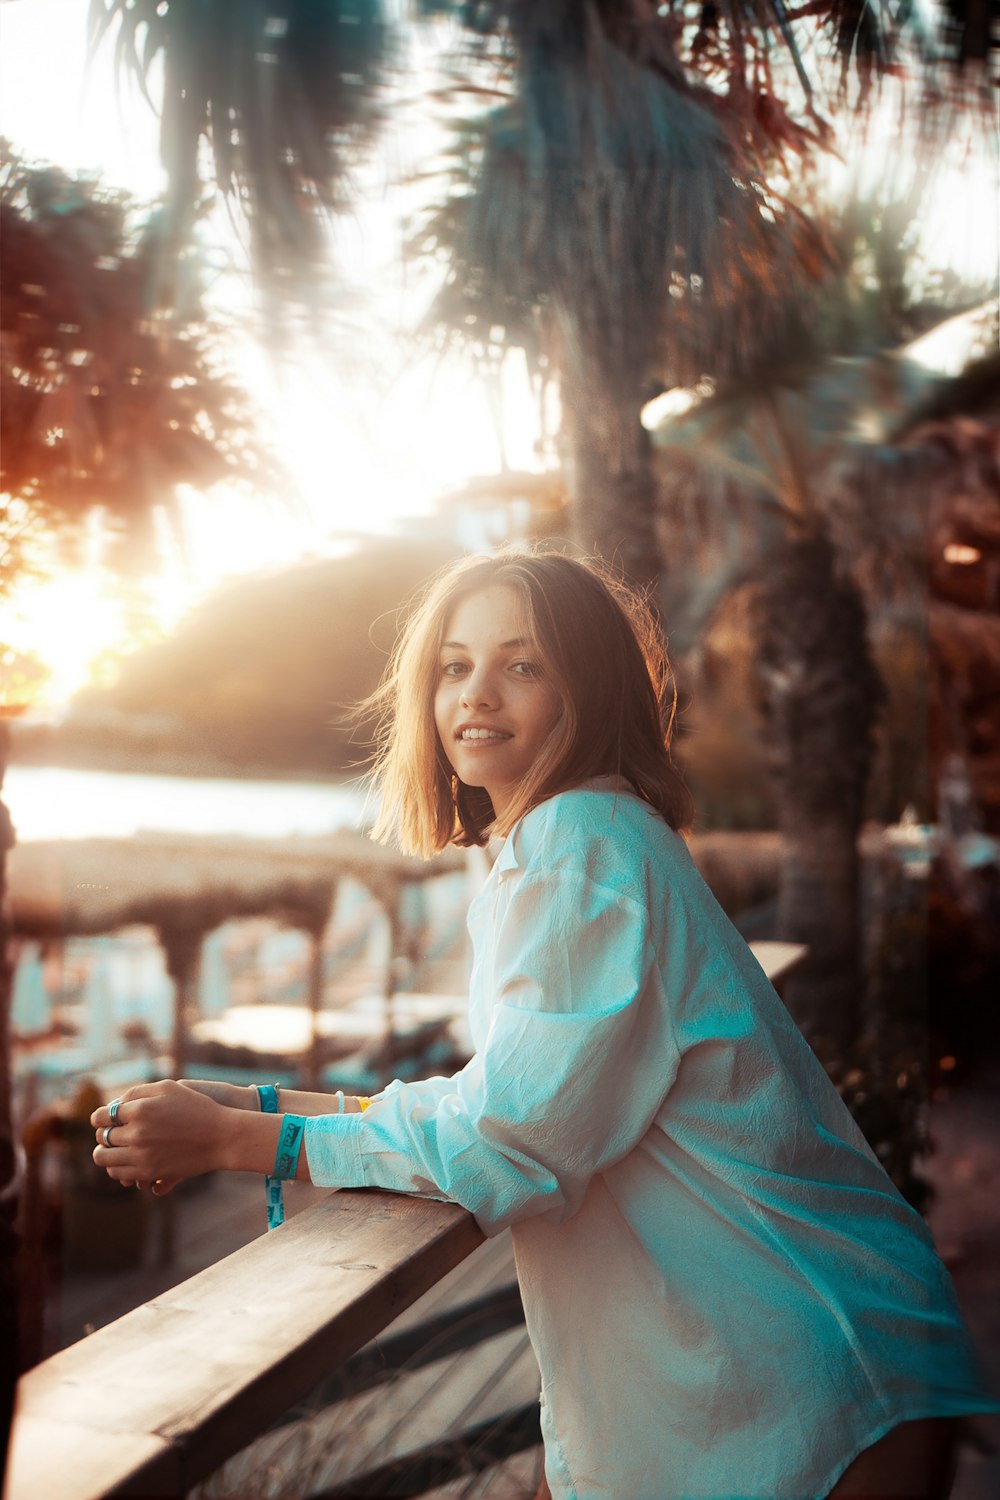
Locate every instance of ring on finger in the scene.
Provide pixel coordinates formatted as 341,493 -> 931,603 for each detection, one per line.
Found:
109,1098 -> 123,1123
102,1125 -> 117,1148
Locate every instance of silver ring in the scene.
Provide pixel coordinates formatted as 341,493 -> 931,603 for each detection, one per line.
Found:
108,1098 -> 123,1122
102,1126 -> 116,1148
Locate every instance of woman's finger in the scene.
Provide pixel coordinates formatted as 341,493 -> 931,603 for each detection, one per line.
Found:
93,1140 -> 141,1171
93,1124 -> 151,1177
90,1080 -> 173,1131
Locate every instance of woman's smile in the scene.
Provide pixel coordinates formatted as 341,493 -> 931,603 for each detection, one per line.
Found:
455,724 -> 513,743
434,585 -> 562,820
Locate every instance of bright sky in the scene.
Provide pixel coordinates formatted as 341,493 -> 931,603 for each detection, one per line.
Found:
1,3 -> 997,708
0,0 -> 541,706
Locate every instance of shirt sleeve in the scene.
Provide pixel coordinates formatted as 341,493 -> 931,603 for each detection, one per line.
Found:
304,865 -> 682,1235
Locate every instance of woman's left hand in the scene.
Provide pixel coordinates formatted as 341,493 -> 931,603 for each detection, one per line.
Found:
91,1080 -> 234,1192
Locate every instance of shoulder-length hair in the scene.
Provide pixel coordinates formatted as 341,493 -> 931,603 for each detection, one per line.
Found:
365,547 -> 694,857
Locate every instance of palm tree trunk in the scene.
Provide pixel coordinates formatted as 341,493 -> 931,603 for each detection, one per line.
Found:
776,814 -> 864,1052
560,355 -> 662,599
1,724 -> 20,1469
755,532 -> 884,1053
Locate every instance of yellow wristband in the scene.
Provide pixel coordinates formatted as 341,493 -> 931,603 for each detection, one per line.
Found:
357,1096 -> 373,1112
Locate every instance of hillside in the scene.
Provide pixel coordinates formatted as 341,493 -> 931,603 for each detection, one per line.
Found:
14,538 -> 459,777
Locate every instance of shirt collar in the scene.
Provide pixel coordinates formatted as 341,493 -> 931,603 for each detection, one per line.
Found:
495,776 -> 635,876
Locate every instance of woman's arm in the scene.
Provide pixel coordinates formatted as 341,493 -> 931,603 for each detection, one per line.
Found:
177,1079 -> 370,1117
304,867 -> 680,1235
90,1080 -> 368,1191
92,861 -> 674,1230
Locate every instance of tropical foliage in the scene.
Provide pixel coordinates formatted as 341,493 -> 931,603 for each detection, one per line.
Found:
643,177 -> 994,1053
0,145 -> 277,583
410,2 -> 836,586
405,0 -> 995,583
85,0 -> 996,584
88,0 -> 387,303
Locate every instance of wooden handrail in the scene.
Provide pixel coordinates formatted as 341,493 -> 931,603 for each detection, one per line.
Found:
4,1190 -> 484,1500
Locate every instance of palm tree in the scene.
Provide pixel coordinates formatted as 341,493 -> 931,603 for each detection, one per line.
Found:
414,3 -> 832,593
410,0 -> 995,590
404,8 -> 991,1061
648,201 -> 992,1047
85,0 -> 996,586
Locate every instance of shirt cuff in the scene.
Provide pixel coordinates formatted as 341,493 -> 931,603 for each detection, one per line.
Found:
304,1111 -> 368,1188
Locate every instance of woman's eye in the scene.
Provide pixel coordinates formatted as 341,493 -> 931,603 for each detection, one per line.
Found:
511,660 -> 540,678
441,661 -> 468,678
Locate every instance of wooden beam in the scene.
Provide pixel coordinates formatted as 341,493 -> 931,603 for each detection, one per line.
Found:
6,1191 -> 484,1500
748,940 -> 809,998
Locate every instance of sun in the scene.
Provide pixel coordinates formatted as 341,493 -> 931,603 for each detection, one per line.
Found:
1,573 -> 128,710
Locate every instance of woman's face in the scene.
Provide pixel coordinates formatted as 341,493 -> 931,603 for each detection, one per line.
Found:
434,584 -> 563,822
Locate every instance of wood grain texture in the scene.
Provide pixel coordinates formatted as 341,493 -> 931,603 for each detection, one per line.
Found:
3,1415 -> 177,1500
6,1189 -> 484,1500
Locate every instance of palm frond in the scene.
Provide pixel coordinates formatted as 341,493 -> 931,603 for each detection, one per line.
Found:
87,1 -> 388,300
651,344 -> 945,610
426,18 -> 834,403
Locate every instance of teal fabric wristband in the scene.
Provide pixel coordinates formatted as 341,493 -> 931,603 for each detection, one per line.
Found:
257,1083 -> 279,1114
273,1114 -> 307,1181
265,1174 -> 285,1230
257,1083 -> 285,1231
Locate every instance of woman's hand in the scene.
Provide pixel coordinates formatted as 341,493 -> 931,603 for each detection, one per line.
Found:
91,1080 -> 241,1194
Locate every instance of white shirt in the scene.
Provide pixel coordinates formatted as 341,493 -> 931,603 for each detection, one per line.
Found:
305,780 -> 997,1499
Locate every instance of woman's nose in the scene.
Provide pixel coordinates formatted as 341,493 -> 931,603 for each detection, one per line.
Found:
460,670 -> 498,709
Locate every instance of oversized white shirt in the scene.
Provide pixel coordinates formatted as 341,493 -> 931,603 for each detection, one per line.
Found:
305,780 -> 997,1499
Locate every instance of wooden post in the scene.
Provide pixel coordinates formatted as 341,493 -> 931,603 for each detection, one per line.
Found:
383,882 -> 405,1061
303,924 -> 324,1092
155,925 -> 205,1268
1,722 -> 20,1475
158,925 -> 204,1083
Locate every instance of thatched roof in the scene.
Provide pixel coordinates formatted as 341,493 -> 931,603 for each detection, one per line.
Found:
9,824 -> 787,946
8,831 -> 465,945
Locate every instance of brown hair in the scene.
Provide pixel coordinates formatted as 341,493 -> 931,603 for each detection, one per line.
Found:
366,547 -> 693,857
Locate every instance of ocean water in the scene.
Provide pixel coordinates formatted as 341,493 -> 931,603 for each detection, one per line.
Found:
3,765 -> 371,842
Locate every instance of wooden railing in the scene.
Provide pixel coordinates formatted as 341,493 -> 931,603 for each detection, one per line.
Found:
5,1191 -> 485,1500
5,941 -> 809,1500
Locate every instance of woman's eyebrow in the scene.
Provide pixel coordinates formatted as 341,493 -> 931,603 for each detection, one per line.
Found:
441,637 -> 531,651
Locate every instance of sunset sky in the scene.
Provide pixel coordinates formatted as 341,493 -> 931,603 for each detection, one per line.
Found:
1,2 -> 996,707
0,1 -> 543,705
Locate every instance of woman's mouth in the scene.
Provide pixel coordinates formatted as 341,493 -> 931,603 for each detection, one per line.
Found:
457,727 -> 512,743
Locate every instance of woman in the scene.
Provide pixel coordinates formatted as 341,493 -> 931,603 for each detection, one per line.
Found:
94,549 -> 998,1498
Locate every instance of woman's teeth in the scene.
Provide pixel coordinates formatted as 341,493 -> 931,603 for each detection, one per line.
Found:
461,728 -> 510,741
